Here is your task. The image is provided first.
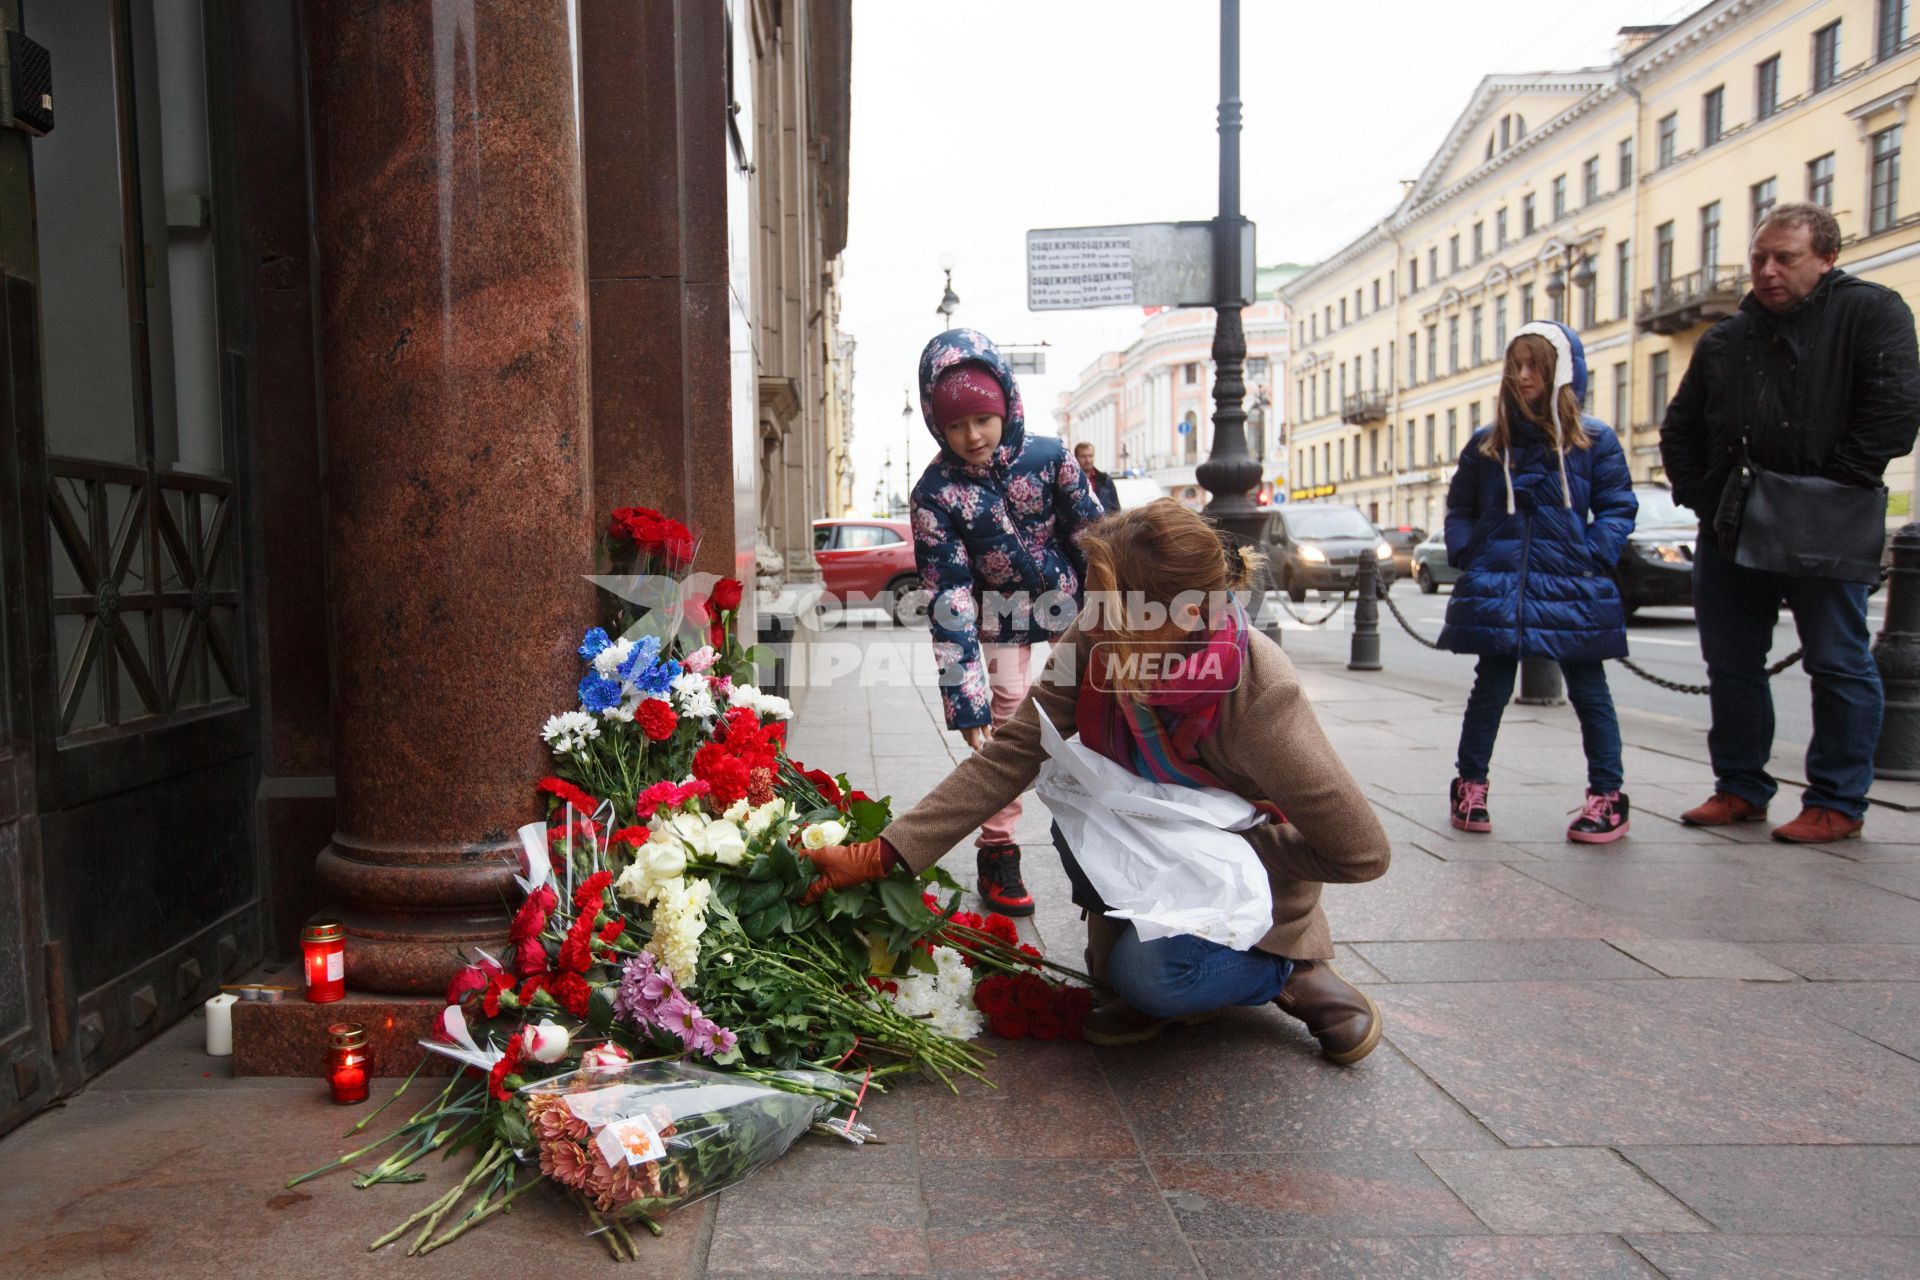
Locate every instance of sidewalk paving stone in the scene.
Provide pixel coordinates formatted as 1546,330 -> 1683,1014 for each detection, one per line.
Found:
1619,1144 -> 1920,1236
1151,1150 -> 1487,1238
1190,1234 -> 1664,1278
1418,1148 -> 1707,1235
1625,1232 -> 1920,1279
1601,939 -> 1802,981
1323,860 -> 1636,942
1352,939 -> 1662,983
919,1158 -> 1196,1278
1751,941 -> 1920,980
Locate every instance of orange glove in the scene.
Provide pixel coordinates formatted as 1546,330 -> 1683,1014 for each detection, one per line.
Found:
798,839 -> 891,904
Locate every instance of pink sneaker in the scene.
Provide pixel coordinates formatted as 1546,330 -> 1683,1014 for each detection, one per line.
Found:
1450,777 -> 1491,833
1567,790 -> 1630,844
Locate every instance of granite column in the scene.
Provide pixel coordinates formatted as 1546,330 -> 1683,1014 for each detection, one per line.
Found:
304,0 -> 594,993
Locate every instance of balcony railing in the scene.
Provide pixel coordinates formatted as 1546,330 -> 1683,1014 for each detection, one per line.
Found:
1340,391 -> 1390,425
1637,265 -> 1748,335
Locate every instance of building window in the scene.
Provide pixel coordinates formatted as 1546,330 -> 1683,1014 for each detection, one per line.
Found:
1184,362 -> 1199,384
1657,113 -> 1677,168
1372,278 -> 1382,309
1808,151 -> 1836,207
1473,221 -> 1485,261
1520,282 -> 1535,323
1323,370 -> 1332,414
1408,333 -> 1418,385
1613,361 -> 1630,427
1446,407 -> 1459,458
1387,339 -> 1395,389
1552,174 -> 1568,220
1370,347 -> 1379,390
1449,235 -> 1460,273
1496,207 -> 1509,247
1580,274 -> 1597,330
1872,125 -> 1903,233
1409,259 -> 1419,292
1614,239 -> 1631,320
1649,351 -> 1670,423
1425,325 -> 1437,380
1582,156 -> 1600,205
1406,419 -> 1417,468
1471,305 -> 1484,365
1700,200 -> 1722,270
1618,137 -> 1634,189
1879,0 -> 1907,61
1756,54 -> 1780,120
1338,364 -> 1347,404
1369,429 -> 1378,474
1751,176 -> 1777,232
1338,438 -> 1346,480
1814,21 -> 1841,93
1702,86 -> 1725,148
1340,298 -> 1348,326
1522,192 -> 1537,235
1469,400 -> 1482,438
1655,220 -> 1675,287
1428,245 -> 1439,282
1425,414 -> 1436,464
1494,295 -> 1507,351
1325,305 -> 1333,332
1448,316 -> 1460,373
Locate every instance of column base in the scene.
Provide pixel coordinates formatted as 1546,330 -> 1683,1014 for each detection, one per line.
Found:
230,967 -> 455,1077
314,844 -> 516,995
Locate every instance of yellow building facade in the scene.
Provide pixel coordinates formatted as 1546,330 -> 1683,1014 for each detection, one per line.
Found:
1283,0 -> 1920,533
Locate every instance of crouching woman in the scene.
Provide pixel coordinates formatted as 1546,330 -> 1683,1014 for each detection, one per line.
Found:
801,500 -> 1392,1063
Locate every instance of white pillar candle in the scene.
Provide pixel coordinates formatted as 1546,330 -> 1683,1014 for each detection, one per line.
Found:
205,993 -> 237,1056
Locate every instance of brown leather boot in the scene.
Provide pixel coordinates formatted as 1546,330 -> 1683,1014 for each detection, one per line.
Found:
1771,806 -> 1864,843
1680,792 -> 1768,826
1081,998 -> 1218,1047
1273,961 -> 1381,1065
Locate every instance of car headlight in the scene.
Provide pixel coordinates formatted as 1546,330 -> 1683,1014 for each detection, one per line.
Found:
1376,542 -> 1394,559
1647,541 -> 1693,564
1298,545 -> 1328,563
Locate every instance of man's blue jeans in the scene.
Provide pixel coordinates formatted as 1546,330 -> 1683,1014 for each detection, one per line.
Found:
1456,654 -> 1625,792
1106,923 -> 1295,1020
1694,539 -> 1881,819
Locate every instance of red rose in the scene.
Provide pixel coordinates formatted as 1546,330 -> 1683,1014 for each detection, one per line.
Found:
637,698 -> 678,741
988,1009 -> 1031,1039
709,620 -> 727,650
537,776 -> 599,814
1029,1010 -> 1067,1041
1012,973 -> 1054,1013
848,790 -> 872,805
713,578 -> 744,611
974,975 -> 1017,1019
659,519 -> 696,568
445,963 -> 492,1009
512,938 -> 548,977
549,972 -> 592,1018
803,768 -> 844,809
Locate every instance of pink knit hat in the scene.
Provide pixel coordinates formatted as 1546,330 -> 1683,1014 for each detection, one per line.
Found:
930,363 -> 1007,429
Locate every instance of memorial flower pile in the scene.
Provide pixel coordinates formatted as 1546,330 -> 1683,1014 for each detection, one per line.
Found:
290,505 -> 1092,1259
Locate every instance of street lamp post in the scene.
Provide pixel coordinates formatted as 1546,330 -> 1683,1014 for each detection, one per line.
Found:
936,252 -> 959,329
1543,241 -> 1597,328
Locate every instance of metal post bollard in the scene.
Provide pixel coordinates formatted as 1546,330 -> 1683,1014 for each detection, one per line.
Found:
1349,552 -> 1381,671
1874,523 -> 1920,778
1514,655 -> 1564,705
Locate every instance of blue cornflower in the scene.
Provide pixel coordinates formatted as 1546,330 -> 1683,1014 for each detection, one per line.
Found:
578,672 -> 622,713
617,635 -> 663,682
635,657 -> 681,697
578,627 -> 611,661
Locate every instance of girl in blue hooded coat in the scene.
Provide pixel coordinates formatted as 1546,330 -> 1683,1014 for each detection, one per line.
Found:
1438,321 -> 1638,843
911,329 -> 1106,912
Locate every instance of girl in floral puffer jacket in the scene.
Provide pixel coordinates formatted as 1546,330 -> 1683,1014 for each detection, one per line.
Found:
912,328 -> 1106,914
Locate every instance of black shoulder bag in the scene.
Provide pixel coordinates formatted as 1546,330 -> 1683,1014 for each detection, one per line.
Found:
1714,413 -> 1887,584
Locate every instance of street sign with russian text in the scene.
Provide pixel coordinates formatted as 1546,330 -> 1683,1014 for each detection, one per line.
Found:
1025,221 -> 1254,312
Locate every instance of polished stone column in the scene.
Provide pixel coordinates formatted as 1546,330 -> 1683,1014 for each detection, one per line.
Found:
304,0 -> 594,993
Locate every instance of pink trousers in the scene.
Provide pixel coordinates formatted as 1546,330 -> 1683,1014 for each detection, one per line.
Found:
975,643 -> 1033,847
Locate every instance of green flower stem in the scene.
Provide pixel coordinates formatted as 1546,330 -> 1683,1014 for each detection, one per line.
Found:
417,1173 -> 541,1256
408,1142 -> 506,1255
344,1053 -> 429,1137
582,1199 -> 629,1262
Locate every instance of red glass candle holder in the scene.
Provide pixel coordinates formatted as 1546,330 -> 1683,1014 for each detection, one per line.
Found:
301,920 -> 346,1003
327,1023 -> 370,1104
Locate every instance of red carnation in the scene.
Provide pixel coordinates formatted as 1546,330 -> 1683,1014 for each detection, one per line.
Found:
746,766 -> 776,807
488,1034 -> 525,1101
598,919 -> 626,945
982,914 -> 1020,946
692,742 -> 751,807
512,937 -> 548,977
573,870 -> 614,916
637,698 -> 678,742
537,776 -> 599,813
509,886 -> 558,944
1016,943 -> 1044,965
480,971 -> 516,1018
610,825 -> 648,849
713,578 -> 744,611
549,972 -> 592,1018
558,910 -> 600,974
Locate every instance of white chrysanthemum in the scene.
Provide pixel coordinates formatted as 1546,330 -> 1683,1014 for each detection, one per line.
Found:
652,876 -> 712,987
541,711 -> 601,754
889,946 -> 981,1040
671,671 -> 718,720
602,700 -> 636,723
593,638 -> 635,679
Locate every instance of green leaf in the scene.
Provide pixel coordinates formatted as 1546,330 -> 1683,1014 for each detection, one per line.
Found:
588,983 -> 617,1032
919,864 -> 962,893
765,839 -> 801,882
746,851 -> 779,882
497,1109 -> 532,1150
907,946 -> 938,975
744,900 -> 791,939
737,878 -> 784,915
876,875 -> 927,928
847,798 -> 891,838
787,902 -> 820,933
818,887 -> 867,922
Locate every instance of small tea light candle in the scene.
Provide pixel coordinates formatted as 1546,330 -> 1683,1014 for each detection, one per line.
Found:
204,993 -> 236,1056
301,921 -> 346,1003
327,1023 -> 370,1104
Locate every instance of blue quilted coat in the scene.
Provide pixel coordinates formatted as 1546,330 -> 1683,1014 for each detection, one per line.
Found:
1439,410 -> 1638,663
911,329 -> 1106,729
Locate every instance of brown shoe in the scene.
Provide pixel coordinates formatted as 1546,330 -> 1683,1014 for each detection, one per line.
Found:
1273,961 -> 1381,1065
1080,998 -> 1218,1047
1680,792 -> 1769,826
1771,806 -> 1864,843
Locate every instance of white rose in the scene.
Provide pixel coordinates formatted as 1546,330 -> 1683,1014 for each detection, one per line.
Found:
727,683 -> 759,709
800,819 -> 847,850
614,860 -> 653,903
646,842 -> 687,882
580,1043 -> 630,1073
755,693 -> 793,721
722,798 -> 750,823
706,821 -> 747,867
744,799 -> 788,839
520,1020 -> 571,1064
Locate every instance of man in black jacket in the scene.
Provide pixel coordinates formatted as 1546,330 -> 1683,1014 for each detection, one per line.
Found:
1661,203 -> 1920,843
1075,441 -> 1123,514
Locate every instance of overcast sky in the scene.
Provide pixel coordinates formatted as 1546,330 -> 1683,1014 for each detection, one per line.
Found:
837,0 -> 1704,508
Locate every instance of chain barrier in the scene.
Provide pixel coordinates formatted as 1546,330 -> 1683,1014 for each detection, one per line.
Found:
1379,589 -> 1448,651
1264,586 -> 1353,628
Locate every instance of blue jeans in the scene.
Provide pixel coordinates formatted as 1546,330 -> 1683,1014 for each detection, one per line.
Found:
1107,923 -> 1295,1020
1694,539 -> 1880,819
1456,654 -> 1624,792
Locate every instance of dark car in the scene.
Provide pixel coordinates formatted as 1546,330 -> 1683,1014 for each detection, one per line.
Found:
1614,483 -> 1697,615
1376,523 -> 1427,577
1412,529 -> 1459,592
1265,503 -> 1397,601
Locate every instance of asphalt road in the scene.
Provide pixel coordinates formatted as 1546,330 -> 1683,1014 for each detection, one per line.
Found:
1254,584 -> 1895,750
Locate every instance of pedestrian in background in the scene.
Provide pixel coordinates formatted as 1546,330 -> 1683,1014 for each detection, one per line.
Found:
1661,203 -> 1920,843
1440,321 -> 1639,843
911,328 -> 1106,914
1074,441 -> 1122,513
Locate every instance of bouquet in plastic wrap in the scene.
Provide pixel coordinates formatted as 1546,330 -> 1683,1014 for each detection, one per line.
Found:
524,1061 -> 870,1259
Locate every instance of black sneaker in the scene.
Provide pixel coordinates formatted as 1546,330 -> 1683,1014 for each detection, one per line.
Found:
1567,790 -> 1630,844
976,843 -> 1034,916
